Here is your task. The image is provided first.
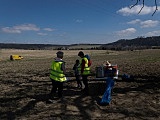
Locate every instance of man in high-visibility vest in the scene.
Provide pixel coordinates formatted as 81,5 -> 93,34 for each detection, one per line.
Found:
78,51 -> 91,95
49,51 -> 67,101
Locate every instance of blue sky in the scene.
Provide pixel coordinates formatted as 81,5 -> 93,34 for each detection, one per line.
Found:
0,0 -> 160,45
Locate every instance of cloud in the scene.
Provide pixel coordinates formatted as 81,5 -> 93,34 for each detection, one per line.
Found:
75,19 -> 83,23
145,30 -> 160,36
2,27 -> 21,33
43,28 -> 55,31
127,19 -> 159,28
14,24 -> 40,31
116,28 -> 136,36
140,20 -> 159,28
127,19 -> 141,24
117,5 -> 160,16
37,33 -> 48,36
1,24 -> 40,34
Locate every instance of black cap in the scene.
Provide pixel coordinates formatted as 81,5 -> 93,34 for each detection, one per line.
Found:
78,51 -> 84,56
56,51 -> 64,55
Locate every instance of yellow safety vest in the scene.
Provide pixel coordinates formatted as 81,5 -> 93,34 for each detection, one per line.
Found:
50,61 -> 67,82
78,57 -> 90,75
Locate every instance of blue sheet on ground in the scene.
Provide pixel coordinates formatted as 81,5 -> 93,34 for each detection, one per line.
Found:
100,77 -> 115,104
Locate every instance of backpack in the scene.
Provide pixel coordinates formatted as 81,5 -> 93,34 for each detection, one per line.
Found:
85,54 -> 92,67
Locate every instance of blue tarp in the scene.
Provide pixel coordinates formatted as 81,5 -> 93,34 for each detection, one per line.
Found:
100,77 -> 115,104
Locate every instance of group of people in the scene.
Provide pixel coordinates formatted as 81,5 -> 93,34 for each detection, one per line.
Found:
48,51 -> 91,102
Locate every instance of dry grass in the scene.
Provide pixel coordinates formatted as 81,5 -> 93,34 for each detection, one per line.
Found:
0,49 -> 160,120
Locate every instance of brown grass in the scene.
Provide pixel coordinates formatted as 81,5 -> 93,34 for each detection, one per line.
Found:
0,49 -> 160,120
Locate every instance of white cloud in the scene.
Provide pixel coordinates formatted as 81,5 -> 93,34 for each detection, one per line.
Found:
43,28 -> 55,31
14,24 -> 40,31
117,5 -> 160,16
75,19 -> 83,23
127,19 -> 141,24
116,28 -> 136,36
1,24 -> 40,34
37,33 -> 48,36
140,20 -> 159,28
145,30 -> 160,36
127,19 -> 159,28
2,27 -> 21,33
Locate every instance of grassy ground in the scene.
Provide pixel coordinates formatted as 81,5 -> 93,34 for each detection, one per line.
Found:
0,49 -> 160,120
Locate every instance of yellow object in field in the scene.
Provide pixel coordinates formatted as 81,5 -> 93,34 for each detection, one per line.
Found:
10,55 -> 23,60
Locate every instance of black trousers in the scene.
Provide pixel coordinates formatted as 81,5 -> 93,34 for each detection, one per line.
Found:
76,75 -> 82,87
82,75 -> 89,93
50,79 -> 63,98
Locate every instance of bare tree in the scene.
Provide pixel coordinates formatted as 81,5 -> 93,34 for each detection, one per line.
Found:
130,0 -> 158,16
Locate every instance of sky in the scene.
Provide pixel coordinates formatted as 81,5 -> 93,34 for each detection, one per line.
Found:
0,0 -> 160,45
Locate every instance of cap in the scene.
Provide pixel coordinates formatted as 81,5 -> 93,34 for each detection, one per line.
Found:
78,51 -> 84,56
56,51 -> 64,55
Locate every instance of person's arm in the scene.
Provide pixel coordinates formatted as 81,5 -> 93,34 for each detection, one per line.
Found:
81,59 -> 85,74
61,62 -> 66,75
73,64 -> 76,70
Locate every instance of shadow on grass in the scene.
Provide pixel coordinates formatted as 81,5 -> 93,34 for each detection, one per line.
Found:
0,93 -> 50,120
112,75 -> 160,94
1,75 -> 160,119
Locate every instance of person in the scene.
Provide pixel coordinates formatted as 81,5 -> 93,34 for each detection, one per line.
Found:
103,60 -> 113,77
106,61 -> 111,67
78,51 -> 91,95
49,51 -> 67,101
73,59 -> 82,88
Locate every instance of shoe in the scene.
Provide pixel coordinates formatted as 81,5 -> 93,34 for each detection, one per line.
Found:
81,88 -> 85,92
77,85 -> 82,89
81,89 -> 89,96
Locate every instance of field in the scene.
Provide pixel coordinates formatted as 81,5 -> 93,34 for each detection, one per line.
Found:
0,49 -> 160,120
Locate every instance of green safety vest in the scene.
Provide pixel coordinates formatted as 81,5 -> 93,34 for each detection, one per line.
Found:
50,60 -> 67,82
78,57 -> 90,75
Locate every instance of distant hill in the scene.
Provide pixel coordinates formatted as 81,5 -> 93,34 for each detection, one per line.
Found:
100,36 -> 160,50
0,43 -> 102,50
0,36 -> 160,50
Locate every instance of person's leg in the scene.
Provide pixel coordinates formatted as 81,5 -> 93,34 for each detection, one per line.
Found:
58,82 -> 63,98
76,75 -> 82,88
76,75 -> 80,87
82,75 -> 89,94
51,80 -> 58,93
50,80 -> 58,99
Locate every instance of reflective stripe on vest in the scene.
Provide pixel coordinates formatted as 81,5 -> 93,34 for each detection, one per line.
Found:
50,61 -> 67,82
78,57 -> 90,75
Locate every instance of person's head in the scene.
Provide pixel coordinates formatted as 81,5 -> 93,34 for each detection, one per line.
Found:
78,51 -> 84,58
56,51 -> 64,59
76,59 -> 79,64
